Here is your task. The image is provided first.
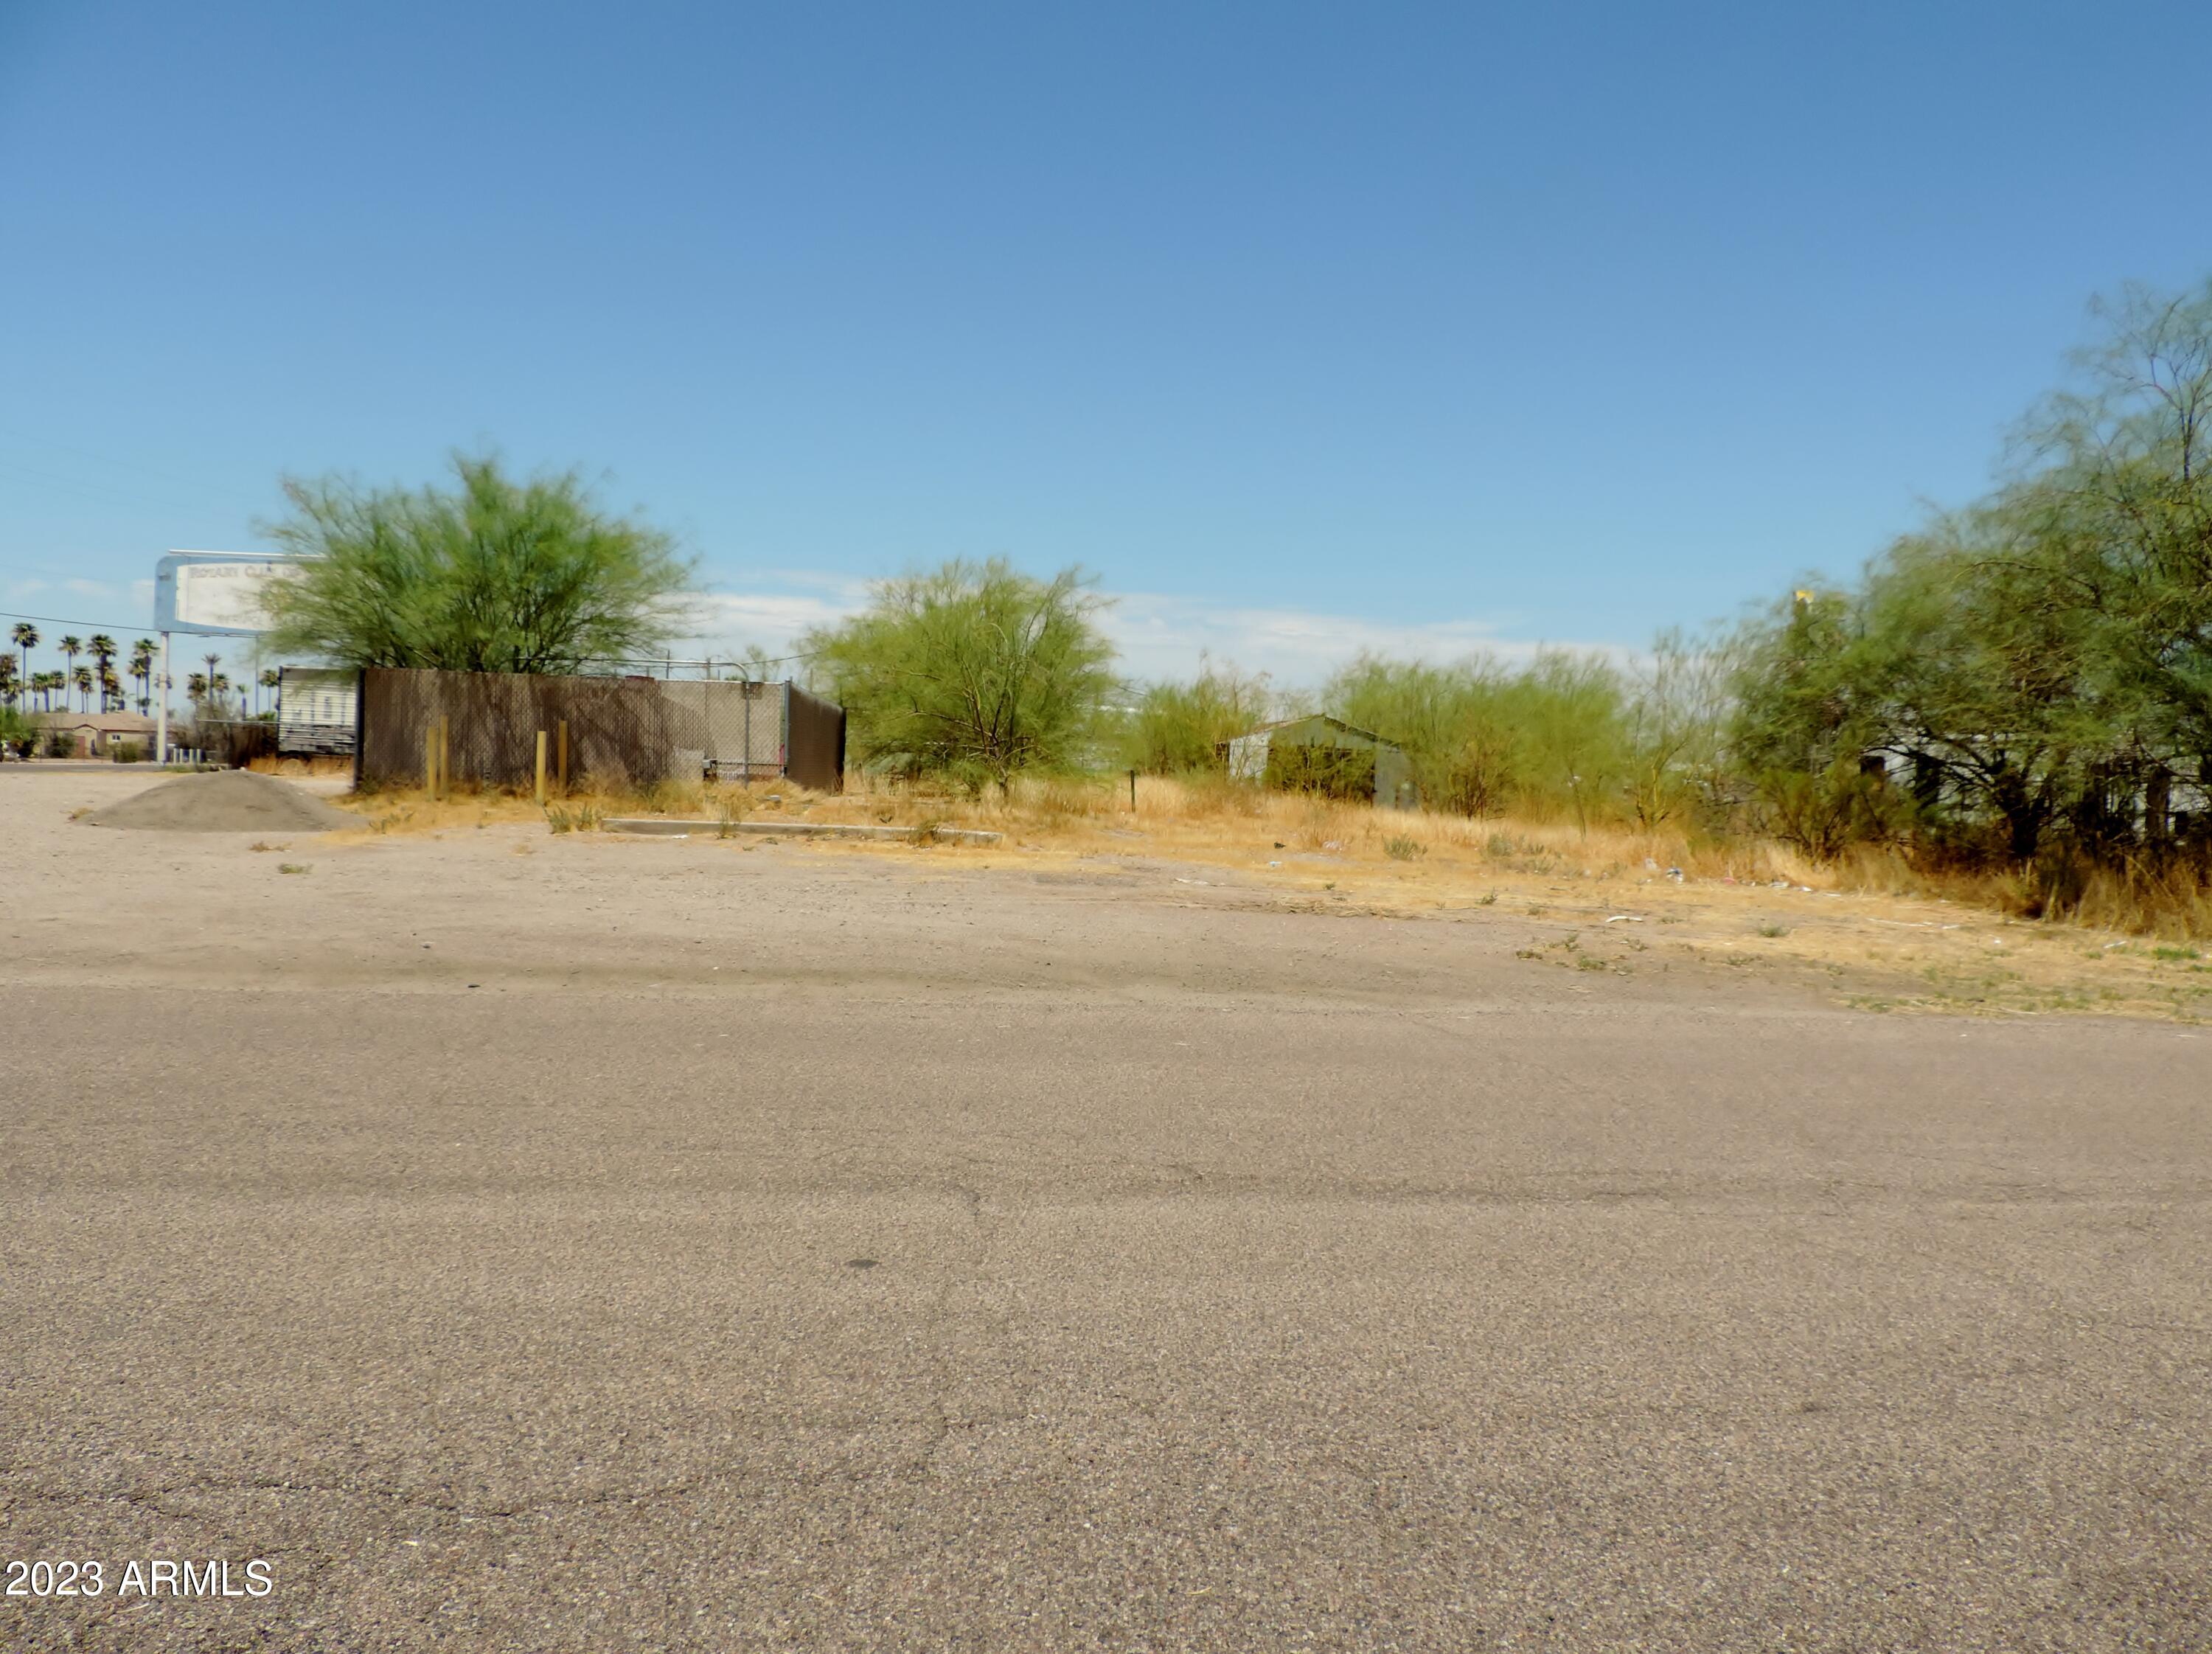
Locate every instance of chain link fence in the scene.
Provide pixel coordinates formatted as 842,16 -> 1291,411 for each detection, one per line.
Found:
356,668 -> 845,792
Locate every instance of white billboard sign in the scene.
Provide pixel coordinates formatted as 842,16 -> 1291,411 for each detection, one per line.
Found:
153,552 -> 311,637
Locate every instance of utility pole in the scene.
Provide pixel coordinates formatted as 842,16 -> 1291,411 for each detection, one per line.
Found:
155,632 -> 171,764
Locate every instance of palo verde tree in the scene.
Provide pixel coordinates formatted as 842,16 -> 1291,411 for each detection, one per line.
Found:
1121,656 -> 1276,774
1730,277 -> 2212,867
801,558 -> 1117,790
1321,650 -> 1631,824
257,454 -> 693,674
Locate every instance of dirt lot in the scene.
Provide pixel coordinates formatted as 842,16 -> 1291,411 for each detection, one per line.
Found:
2,768 -> 2208,1651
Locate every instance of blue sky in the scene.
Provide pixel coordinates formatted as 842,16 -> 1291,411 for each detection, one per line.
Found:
2,0 -> 2207,687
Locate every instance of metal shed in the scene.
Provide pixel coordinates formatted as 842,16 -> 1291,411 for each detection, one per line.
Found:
1222,716 -> 1419,810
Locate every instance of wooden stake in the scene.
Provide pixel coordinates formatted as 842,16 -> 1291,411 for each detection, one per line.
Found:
535,729 -> 548,807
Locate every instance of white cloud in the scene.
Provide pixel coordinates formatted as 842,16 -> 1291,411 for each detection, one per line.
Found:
667,576 -> 1625,685
1096,591 -> 1617,684
63,578 -> 116,600
669,590 -> 863,664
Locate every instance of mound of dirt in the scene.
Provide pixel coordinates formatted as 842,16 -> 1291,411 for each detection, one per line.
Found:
86,771 -> 358,833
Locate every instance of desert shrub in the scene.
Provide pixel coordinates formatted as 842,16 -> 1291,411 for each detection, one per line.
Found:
801,558 -> 1116,790
1324,650 -> 1630,823
1121,659 -> 1276,774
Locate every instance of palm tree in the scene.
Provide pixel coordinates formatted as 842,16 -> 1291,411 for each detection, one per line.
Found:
87,636 -> 116,709
129,644 -> 153,713
0,654 -> 16,709
59,636 -> 82,693
257,667 -> 279,715
185,672 -> 207,714
99,666 -> 122,714
72,665 -> 94,712
10,622 -> 35,689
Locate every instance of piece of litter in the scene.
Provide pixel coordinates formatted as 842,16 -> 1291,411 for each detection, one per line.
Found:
1267,860 -> 1282,867
1604,914 -> 1645,923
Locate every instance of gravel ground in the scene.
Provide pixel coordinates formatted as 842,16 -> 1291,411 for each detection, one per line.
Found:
1,769 -> 2206,1652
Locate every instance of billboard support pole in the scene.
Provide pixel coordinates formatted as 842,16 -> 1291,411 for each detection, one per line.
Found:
156,632 -> 170,765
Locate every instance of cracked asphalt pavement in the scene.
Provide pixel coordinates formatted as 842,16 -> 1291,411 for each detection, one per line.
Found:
1,771 -> 2208,1650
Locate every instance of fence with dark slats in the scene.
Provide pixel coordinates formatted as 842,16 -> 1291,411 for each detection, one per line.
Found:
783,685 -> 846,793
355,667 -> 844,792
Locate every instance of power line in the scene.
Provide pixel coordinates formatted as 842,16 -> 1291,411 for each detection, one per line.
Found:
1,605 -> 159,633
601,646 -> 824,670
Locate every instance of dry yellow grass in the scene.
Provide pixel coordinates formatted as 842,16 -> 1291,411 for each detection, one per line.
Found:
324,771 -> 2212,1021
246,755 -> 355,779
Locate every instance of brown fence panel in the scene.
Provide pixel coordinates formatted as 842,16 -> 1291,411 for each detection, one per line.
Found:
359,667 -> 678,790
358,668 -> 844,792
195,719 -> 280,768
785,685 -> 846,793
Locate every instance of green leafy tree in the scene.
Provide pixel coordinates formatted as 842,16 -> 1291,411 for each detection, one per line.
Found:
1122,657 -> 1275,774
1730,279 -> 2212,866
2025,282 -> 2212,786
1323,650 -> 1627,822
801,559 -> 1116,789
258,454 -> 694,673
0,702 -> 33,757
1727,585 -> 1913,858
1621,628 -> 1737,830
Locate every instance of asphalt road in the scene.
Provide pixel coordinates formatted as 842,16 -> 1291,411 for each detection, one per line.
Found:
1,777 -> 2208,1650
